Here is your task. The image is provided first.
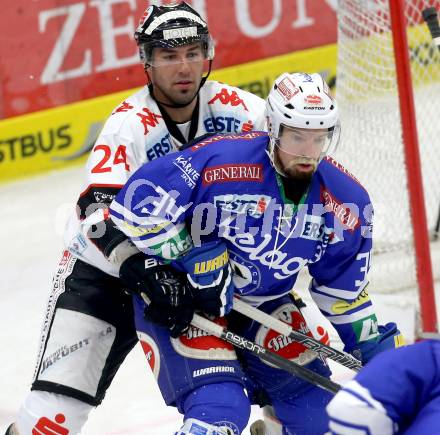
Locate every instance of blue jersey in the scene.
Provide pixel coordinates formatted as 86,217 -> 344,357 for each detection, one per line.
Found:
327,340 -> 440,434
110,131 -> 377,350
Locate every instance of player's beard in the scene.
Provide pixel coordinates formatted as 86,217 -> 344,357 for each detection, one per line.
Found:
154,80 -> 199,106
280,155 -> 318,182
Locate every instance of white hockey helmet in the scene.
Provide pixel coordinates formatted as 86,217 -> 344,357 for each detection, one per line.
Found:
266,72 -> 340,173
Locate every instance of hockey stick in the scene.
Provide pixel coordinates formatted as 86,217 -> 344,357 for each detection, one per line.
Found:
189,309 -> 341,394
232,297 -> 362,372
140,293 -> 341,394
422,7 -> 440,240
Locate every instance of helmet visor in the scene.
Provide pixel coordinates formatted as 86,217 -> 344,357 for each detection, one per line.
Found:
274,123 -> 341,162
139,33 -> 214,66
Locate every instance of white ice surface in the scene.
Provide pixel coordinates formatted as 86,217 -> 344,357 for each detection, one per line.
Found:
0,166 -> 439,434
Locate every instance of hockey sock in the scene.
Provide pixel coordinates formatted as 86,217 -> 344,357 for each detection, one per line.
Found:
15,390 -> 93,434
271,385 -> 333,435
176,419 -> 233,435
181,382 -> 251,435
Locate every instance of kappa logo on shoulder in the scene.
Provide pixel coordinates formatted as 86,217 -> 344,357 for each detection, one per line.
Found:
136,108 -> 162,135
112,100 -> 134,114
208,88 -> 248,111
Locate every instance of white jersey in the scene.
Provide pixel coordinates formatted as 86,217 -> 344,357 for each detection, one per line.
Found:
64,81 -> 266,276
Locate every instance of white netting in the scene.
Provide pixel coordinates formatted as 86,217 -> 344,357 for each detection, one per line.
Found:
335,0 -> 440,293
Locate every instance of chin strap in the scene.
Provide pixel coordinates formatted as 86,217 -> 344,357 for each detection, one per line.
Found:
145,59 -> 213,109
157,96 -> 200,145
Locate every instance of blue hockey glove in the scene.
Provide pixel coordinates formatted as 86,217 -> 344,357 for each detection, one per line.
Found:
348,322 -> 404,364
119,253 -> 194,337
179,241 -> 235,317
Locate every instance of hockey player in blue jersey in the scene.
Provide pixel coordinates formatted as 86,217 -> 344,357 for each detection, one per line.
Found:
109,72 -> 403,435
326,338 -> 440,434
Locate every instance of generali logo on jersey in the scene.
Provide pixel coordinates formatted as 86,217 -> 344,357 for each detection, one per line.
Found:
208,88 -> 248,111
202,163 -> 263,185
321,187 -> 360,231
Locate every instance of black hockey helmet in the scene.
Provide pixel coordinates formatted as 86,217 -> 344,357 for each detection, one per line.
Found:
135,2 -> 215,66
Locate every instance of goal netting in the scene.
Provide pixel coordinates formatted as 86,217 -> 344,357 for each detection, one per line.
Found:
334,0 -> 440,328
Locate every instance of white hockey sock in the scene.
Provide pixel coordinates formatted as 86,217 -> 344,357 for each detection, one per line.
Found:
15,390 -> 93,435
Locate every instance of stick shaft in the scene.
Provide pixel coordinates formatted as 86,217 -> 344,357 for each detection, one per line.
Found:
190,312 -> 341,394
233,297 -> 362,372
140,292 -> 341,393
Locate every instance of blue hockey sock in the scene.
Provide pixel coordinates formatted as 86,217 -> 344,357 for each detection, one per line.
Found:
181,382 -> 250,435
272,385 -> 333,435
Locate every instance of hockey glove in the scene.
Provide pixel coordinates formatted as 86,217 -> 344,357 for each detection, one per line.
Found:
347,322 -> 404,364
119,253 -> 194,337
179,241 -> 235,317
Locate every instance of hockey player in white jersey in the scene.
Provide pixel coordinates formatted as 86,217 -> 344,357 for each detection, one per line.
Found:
6,2 -> 265,434
326,338 -> 440,434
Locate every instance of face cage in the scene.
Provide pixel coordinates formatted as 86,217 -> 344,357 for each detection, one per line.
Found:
138,34 -> 214,66
267,122 -> 341,176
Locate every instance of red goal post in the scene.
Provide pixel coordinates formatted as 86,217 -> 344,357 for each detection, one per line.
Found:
335,0 -> 439,335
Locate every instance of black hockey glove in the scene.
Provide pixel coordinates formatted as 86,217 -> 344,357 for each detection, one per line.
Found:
119,253 -> 194,338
